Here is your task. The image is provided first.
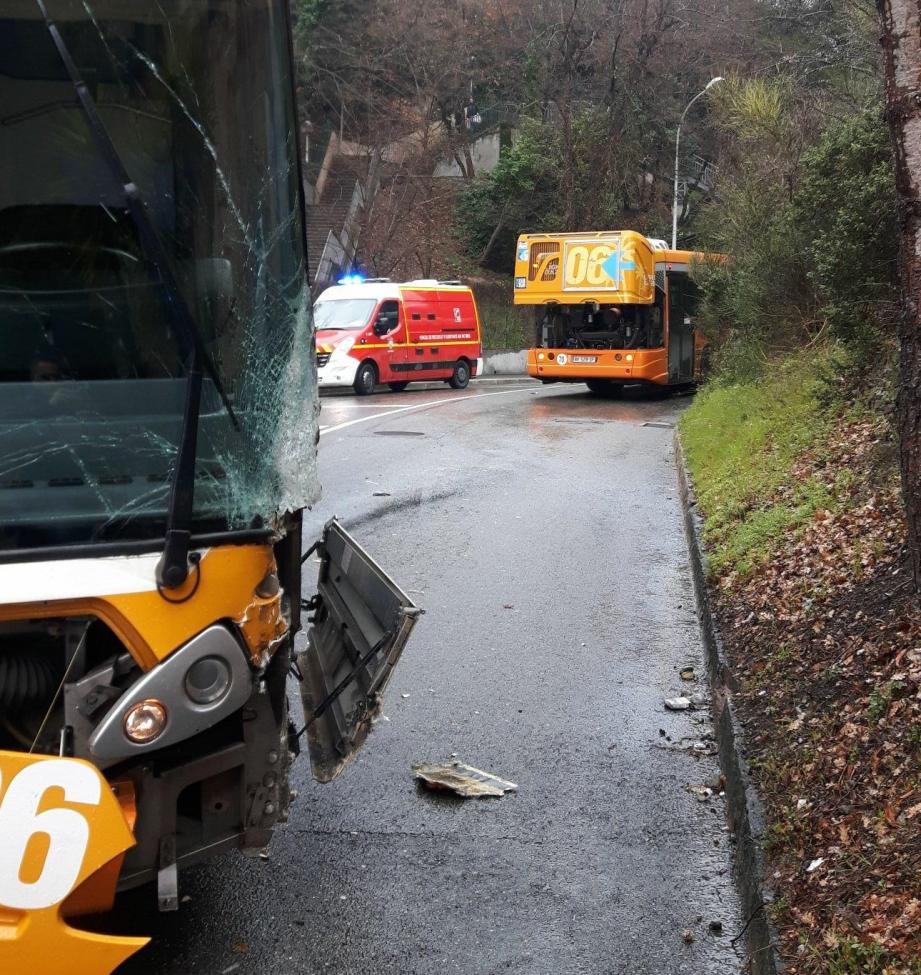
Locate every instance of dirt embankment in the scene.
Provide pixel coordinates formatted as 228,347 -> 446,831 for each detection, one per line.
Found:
711,416 -> 920,972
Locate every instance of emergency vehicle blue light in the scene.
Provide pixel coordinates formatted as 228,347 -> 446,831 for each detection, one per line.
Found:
338,273 -> 365,285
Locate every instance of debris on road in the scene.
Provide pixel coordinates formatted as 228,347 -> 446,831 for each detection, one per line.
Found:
679,667 -> 696,681
709,920 -> 724,935
665,690 -> 709,711
372,491 -> 391,497
682,928 -> 695,944
412,761 -> 518,798
688,784 -> 714,802
653,736 -> 718,757
706,773 -> 727,793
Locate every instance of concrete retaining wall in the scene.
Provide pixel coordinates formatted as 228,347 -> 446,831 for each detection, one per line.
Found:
482,350 -> 528,375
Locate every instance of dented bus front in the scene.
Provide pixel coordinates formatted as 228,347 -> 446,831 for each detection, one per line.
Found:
0,2 -> 417,969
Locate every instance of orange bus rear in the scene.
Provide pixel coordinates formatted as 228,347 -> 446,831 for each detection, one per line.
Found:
513,230 -> 713,395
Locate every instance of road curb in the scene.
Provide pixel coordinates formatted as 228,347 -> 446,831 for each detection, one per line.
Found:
318,376 -> 540,398
675,434 -> 785,975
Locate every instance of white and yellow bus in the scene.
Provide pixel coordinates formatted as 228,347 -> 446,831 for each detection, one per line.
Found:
0,3 -> 417,969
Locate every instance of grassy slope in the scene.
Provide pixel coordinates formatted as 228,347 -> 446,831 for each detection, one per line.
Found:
680,355 -> 834,577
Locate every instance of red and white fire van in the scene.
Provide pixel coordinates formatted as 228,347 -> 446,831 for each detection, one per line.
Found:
314,278 -> 484,394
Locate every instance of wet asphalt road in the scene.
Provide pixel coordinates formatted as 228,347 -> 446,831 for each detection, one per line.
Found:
117,382 -> 743,975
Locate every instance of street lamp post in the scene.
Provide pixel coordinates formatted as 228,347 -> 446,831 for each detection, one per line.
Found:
672,76 -> 724,250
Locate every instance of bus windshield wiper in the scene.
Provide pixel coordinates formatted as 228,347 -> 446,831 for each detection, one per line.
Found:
35,1 -> 237,589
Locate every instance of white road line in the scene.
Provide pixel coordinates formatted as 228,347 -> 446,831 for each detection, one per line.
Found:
321,402 -> 412,409
318,387 -> 543,437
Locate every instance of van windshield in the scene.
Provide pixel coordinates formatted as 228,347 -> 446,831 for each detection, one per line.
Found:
315,298 -> 376,330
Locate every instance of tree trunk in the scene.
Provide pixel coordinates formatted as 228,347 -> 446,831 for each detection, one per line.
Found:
478,197 -> 512,267
877,0 -> 921,589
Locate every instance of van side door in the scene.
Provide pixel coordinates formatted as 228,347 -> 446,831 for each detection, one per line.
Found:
370,299 -> 405,381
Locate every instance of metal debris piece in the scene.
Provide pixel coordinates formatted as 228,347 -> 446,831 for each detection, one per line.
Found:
412,761 -> 518,798
664,696 -> 692,710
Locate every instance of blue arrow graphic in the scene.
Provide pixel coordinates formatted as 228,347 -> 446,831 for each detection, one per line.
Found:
600,248 -> 635,286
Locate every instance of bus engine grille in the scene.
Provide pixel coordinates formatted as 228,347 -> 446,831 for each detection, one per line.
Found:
528,242 -> 560,281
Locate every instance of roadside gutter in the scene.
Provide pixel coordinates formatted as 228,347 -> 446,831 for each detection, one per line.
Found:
675,434 -> 785,975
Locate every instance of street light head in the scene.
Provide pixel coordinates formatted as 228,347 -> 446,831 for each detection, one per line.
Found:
705,76 -> 725,90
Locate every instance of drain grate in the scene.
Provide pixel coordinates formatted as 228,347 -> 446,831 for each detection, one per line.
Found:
374,430 -> 426,437
643,421 -> 674,429
551,417 -> 605,426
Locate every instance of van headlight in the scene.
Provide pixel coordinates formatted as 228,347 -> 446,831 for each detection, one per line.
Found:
329,336 -> 356,361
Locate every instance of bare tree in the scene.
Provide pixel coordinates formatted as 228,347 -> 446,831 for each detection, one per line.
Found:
877,0 -> 921,589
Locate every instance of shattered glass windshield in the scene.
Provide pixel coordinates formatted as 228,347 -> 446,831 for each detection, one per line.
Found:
314,298 -> 376,331
0,0 -> 319,553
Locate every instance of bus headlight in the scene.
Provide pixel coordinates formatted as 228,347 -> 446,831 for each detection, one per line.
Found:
185,656 -> 232,705
90,625 -> 254,765
124,700 -> 168,743
538,353 -> 545,361
625,354 -> 634,362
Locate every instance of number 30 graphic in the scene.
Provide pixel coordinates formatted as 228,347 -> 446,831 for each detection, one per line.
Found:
564,244 -> 614,287
0,760 -> 100,910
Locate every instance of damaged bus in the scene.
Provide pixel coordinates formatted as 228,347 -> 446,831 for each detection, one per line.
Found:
513,230 -> 714,395
0,2 -> 418,969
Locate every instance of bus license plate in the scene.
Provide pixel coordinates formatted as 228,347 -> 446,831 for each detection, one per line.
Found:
571,355 -> 597,364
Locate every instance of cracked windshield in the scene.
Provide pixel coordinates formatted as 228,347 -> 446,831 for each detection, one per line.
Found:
0,0 -> 318,552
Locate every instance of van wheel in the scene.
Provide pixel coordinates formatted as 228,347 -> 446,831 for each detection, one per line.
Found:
586,379 -> 623,398
388,381 -> 409,392
448,360 -> 471,390
354,361 -> 378,396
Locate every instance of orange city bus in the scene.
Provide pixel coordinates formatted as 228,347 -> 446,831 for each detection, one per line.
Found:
513,230 -> 716,395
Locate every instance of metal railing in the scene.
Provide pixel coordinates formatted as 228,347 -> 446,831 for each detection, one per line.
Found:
688,154 -> 717,192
